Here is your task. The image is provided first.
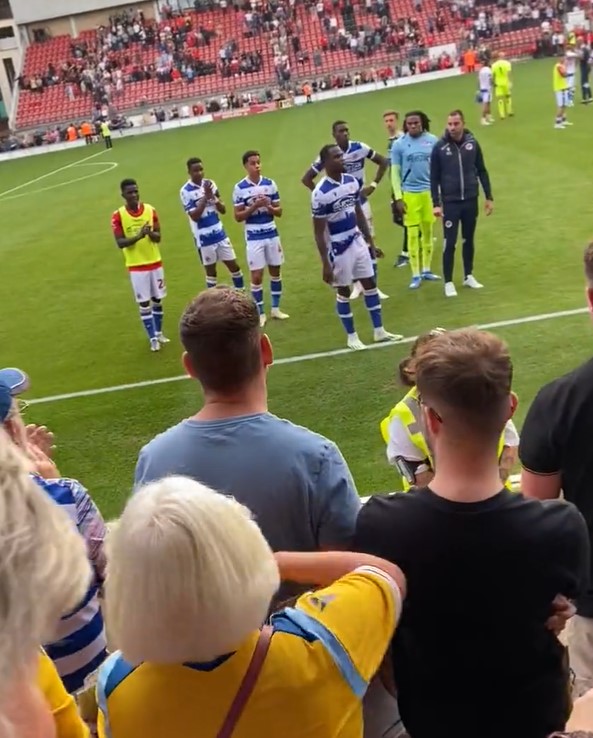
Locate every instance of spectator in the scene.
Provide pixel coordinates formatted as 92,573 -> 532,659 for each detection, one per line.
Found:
355,328 -> 589,738
520,241 -> 593,699
0,369 -> 108,696
134,287 -> 360,601
98,476 -> 405,738
0,431 -> 91,738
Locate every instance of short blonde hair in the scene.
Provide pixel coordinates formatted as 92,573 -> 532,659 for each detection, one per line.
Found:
105,477 -> 280,665
0,429 -> 91,699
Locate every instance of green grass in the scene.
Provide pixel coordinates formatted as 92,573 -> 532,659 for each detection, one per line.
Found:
3,59 -> 592,518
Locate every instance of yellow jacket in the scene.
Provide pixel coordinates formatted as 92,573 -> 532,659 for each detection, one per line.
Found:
38,651 -> 89,738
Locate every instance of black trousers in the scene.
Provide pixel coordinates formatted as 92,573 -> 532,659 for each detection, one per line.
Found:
442,197 -> 478,282
104,136 -> 113,149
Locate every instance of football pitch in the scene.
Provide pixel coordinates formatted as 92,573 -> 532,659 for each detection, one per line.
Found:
3,58 -> 592,519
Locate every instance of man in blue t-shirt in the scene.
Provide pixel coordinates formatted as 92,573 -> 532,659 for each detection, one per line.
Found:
134,287 -> 361,602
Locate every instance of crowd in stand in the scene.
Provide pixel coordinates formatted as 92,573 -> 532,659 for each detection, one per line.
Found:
5,240 -> 593,738
14,0 -> 572,105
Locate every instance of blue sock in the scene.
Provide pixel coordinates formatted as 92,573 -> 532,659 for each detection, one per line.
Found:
363,288 -> 382,329
231,270 -> 244,290
140,307 -> 157,340
336,294 -> 355,335
206,276 -> 217,289
152,303 -> 163,334
251,284 -> 264,315
270,278 -> 282,309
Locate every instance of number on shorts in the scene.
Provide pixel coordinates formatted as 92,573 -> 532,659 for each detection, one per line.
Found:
158,278 -> 164,290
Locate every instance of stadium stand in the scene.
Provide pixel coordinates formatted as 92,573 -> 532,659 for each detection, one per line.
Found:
14,0 -> 546,129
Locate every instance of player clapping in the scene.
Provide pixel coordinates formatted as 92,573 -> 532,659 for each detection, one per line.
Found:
180,158 -> 244,291
233,150 -> 289,328
111,179 -> 169,352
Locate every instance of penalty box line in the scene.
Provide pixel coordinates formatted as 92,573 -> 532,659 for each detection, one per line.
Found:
0,149 -> 107,199
27,306 -> 588,407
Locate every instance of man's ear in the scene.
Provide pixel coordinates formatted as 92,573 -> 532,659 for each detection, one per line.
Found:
261,334 -> 274,368
586,286 -> 593,316
509,391 -> 518,420
181,351 -> 197,379
422,405 -> 441,437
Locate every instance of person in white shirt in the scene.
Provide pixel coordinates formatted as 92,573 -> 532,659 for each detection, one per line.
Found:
566,43 -> 578,105
478,60 -> 494,125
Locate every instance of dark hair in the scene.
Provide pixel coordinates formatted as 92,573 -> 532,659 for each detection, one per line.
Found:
319,143 -> 338,164
584,242 -> 593,285
180,286 -> 262,393
448,109 -> 465,121
331,120 -> 347,133
415,328 -> 513,441
120,178 -> 137,192
398,330 -> 444,387
187,157 -> 202,170
404,110 -> 431,133
242,150 -> 260,165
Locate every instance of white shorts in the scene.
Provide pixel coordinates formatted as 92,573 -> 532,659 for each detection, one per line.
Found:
129,266 -> 166,304
198,237 -> 236,266
330,233 -> 374,287
555,89 -> 569,107
361,199 -> 374,236
567,73 -> 575,88
480,89 -> 491,103
246,237 -> 284,270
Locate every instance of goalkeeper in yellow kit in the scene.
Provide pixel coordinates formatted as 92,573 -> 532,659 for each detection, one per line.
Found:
491,52 -> 513,119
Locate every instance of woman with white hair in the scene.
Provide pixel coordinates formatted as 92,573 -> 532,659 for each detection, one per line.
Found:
98,476 -> 406,738
0,431 -> 92,738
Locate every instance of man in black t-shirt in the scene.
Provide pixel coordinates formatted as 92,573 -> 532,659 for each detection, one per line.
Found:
355,328 -> 589,738
520,241 -> 593,700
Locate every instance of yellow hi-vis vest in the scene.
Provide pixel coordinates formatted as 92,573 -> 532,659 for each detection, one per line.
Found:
118,204 -> 161,270
380,386 -> 509,491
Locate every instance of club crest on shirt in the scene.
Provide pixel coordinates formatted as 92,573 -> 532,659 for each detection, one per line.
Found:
308,594 -> 336,612
465,143 -> 474,151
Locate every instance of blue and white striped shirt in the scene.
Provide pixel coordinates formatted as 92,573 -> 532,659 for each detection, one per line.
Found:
232,176 -> 280,242
312,141 -> 375,203
33,475 -> 108,694
311,174 -> 361,256
180,179 -> 228,248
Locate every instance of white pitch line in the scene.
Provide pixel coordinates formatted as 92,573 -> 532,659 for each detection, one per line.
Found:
0,162 -> 119,203
0,149 -> 107,199
27,307 -> 588,407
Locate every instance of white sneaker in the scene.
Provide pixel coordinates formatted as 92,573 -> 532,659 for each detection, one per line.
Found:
554,123 -> 565,129
259,313 -> 267,328
377,289 -> 390,300
150,338 -> 161,352
347,333 -> 366,351
271,308 -> 289,320
463,275 -> 484,289
444,282 -> 458,298
373,328 -> 404,343
350,282 -> 363,300
480,118 -> 491,126
156,333 -> 170,344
